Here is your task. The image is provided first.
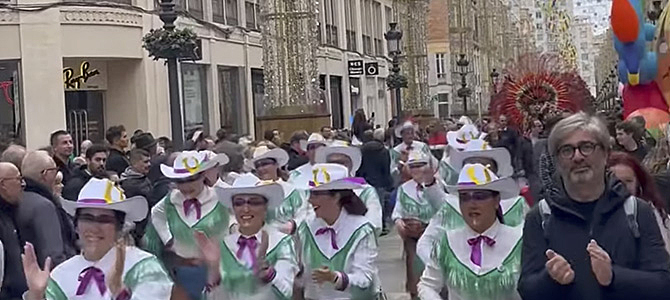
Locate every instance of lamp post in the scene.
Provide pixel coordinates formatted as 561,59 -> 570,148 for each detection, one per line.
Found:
385,23 -> 403,117
159,0 -> 184,150
456,53 -> 472,117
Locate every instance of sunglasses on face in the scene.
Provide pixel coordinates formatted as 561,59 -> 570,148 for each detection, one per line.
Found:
254,159 -> 277,169
78,213 -> 118,225
174,174 -> 202,184
408,163 -> 428,169
459,191 -> 497,202
232,198 -> 267,207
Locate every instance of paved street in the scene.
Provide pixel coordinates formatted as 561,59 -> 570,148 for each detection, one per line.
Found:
378,230 -> 412,300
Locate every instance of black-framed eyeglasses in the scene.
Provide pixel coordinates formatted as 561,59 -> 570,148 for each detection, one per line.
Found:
254,159 -> 277,169
0,175 -> 23,183
459,191 -> 497,202
556,141 -> 602,159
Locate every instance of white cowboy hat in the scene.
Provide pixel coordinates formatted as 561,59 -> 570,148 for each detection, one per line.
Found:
407,149 -> 431,165
314,140 -> 362,175
300,133 -> 327,151
215,173 -> 284,209
446,163 -> 519,199
447,124 -> 482,151
457,116 -> 473,125
394,121 -> 419,138
202,150 -> 230,169
309,163 -> 366,191
160,151 -> 228,179
449,139 -> 514,177
245,146 -> 290,170
61,178 -> 148,223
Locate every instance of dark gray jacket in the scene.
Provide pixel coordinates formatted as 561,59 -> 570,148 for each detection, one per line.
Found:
518,174 -> 670,300
0,196 -> 26,300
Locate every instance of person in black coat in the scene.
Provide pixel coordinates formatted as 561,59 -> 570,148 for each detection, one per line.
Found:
62,144 -> 108,201
357,129 -> 393,232
0,162 -> 27,300
104,125 -> 130,176
518,112 -> 670,300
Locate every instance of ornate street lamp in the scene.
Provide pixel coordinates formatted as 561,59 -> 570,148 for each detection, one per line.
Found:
385,23 -> 405,117
158,0 -> 184,149
456,54 -> 472,116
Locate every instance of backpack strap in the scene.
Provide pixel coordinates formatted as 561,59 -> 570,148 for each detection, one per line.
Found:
624,195 -> 640,238
538,199 -> 552,239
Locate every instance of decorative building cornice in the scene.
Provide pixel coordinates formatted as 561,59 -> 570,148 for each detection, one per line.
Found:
60,8 -> 142,27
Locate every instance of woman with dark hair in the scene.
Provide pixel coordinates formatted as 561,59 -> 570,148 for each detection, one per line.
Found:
297,163 -> 380,299
352,109 -> 372,145
418,163 -> 522,299
608,151 -> 670,253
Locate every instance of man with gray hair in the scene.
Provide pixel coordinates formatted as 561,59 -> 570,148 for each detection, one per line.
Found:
0,144 -> 26,171
518,112 -> 670,299
18,151 -> 77,267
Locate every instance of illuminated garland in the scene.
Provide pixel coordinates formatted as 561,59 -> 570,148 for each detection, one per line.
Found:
395,0 -> 431,112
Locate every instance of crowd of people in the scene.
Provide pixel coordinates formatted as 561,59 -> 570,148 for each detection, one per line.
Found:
0,109 -> 670,300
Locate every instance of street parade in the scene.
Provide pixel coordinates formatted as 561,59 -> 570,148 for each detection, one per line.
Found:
3,0 -> 670,299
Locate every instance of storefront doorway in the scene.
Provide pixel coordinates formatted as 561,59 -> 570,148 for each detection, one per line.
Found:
65,91 -> 104,156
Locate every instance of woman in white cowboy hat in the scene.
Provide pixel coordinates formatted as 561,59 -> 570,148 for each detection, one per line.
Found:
391,149 -> 439,299
194,173 -> 299,300
297,163 -> 380,300
289,133 -> 328,189
440,124 -> 487,185
391,121 -> 432,180
417,139 -> 527,266
142,150 -> 230,300
417,163 -> 522,300
22,178 -> 173,300
315,140 -> 383,234
244,145 -> 310,234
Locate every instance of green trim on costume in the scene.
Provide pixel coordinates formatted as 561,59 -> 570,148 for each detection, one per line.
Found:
298,222 -> 377,300
142,223 -> 163,257
435,233 -> 522,300
165,194 -> 229,246
267,189 -> 304,223
218,235 -> 294,299
123,256 -> 172,291
438,160 -> 459,185
45,278 -> 67,300
397,188 -> 436,224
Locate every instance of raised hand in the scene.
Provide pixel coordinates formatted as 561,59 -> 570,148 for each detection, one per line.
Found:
107,238 -> 126,296
22,242 -> 52,300
587,239 -> 613,286
194,231 -> 220,271
545,249 -> 575,285
255,230 -> 270,276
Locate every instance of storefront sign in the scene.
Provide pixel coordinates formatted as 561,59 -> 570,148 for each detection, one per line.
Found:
63,60 -> 107,91
348,60 -> 364,76
365,62 -> 379,76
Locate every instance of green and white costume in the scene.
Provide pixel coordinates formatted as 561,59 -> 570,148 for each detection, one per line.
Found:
264,180 -> 310,227
355,184 -> 383,234
416,185 -> 527,264
44,247 -> 172,300
438,158 -> 459,186
390,141 -> 431,177
143,187 -> 230,259
417,220 -> 522,300
299,209 -> 379,300
392,180 -> 437,225
203,226 -> 298,300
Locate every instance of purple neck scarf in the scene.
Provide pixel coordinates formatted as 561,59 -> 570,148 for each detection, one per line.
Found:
316,227 -> 339,250
237,236 -> 258,267
76,266 -> 106,296
183,198 -> 202,219
467,235 -> 496,267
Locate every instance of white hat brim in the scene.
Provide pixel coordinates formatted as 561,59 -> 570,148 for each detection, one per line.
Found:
160,164 -> 207,179
215,184 -> 285,209
315,146 -> 362,174
446,177 -> 519,199
246,148 -> 290,170
395,123 -> 419,138
449,148 -> 514,177
61,196 -> 148,223
309,178 -> 364,191
203,153 -> 229,169
446,131 -> 467,150
300,140 -> 327,152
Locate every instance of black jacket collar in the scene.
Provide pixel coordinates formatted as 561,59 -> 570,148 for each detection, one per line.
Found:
546,172 -> 631,220
23,177 -> 58,206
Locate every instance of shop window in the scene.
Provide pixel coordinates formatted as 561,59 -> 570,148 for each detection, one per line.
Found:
181,63 -> 209,134
218,66 -> 247,135
0,61 -> 20,143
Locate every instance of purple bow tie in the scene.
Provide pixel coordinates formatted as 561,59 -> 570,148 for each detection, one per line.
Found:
183,198 -> 202,219
316,227 -> 339,250
237,236 -> 258,267
467,235 -> 496,267
76,266 -> 106,296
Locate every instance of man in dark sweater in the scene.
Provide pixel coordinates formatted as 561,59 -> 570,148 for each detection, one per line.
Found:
105,125 -> 129,176
50,130 -> 75,185
357,129 -> 393,234
62,144 -> 108,201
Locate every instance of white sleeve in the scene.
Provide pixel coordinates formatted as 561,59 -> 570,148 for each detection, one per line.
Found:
150,197 -> 172,244
270,238 -> 300,298
0,240 -> 4,287
292,190 -> 311,227
340,232 -> 377,291
362,188 -> 383,234
391,191 -> 404,222
416,213 -> 444,264
424,183 -> 448,211
417,246 -> 445,300
131,281 -> 174,300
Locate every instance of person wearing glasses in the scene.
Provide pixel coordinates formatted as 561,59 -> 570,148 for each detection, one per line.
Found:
0,162 -> 27,300
21,178 -> 173,300
18,150 -> 77,267
195,173 -> 298,299
143,150 -> 230,300
518,112 -> 670,300
245,145 -> 309,234
392,150 -> 439,299
417,163 -> 521,300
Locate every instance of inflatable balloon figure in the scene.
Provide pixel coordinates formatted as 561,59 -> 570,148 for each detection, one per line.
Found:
488,53 -> 591,133
612,0 -> 670,134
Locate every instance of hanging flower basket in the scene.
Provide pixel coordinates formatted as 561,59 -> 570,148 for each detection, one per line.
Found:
386,73 -> 408,90
142,27 -> 199,60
